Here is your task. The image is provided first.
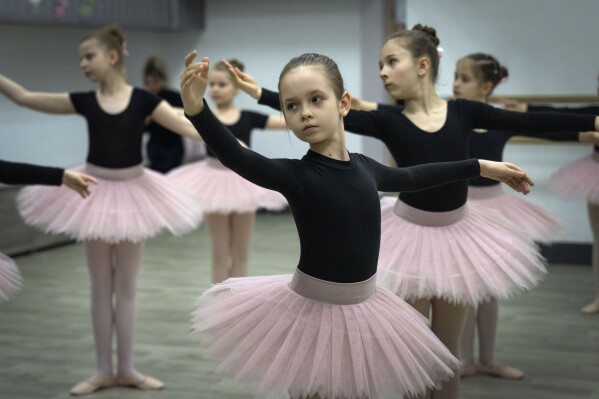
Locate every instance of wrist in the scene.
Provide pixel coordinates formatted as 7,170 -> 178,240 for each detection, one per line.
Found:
252,87 -> 262,100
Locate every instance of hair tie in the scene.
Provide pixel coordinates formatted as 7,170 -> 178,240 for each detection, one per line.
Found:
122,41 -> 129,57
437,46 -> 444,60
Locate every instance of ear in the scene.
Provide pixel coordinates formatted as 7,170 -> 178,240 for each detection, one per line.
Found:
339,91 -> 351,117
479,81 -> 494,98
417,56 -> 430,77
108,49 -> 120,66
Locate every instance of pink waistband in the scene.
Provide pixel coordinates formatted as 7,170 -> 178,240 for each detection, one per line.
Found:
467,185 -> 504,200
393,199 -> 467,226
289,268 -> 376,305
85,163 -> 144,181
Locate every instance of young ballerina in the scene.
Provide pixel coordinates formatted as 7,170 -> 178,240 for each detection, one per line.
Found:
0,160 -> 96,302
169,59 -> 287,283
0,25 -> 204,395
143,56 -> 186,173
453,53 -> 599,379
181,50 -> 536,399
227,25 -> 599,399
504,77 -> 599,315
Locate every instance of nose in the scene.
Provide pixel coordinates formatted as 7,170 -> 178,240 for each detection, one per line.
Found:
301,106 -> 313,120
379,66 -> 388,81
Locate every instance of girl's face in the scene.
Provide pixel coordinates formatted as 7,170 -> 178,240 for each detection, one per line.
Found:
453,59 -> 490,101
208,70 -> 238,106
279,65 -> 349,145
78,38 -> 116,82
378,39 -> 424,100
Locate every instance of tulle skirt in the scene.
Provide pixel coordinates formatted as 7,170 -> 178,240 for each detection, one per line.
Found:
192,269 -> 459,399
468,185 -> 563,243
377,197 -> 546,305
0,252 -> 22,301
549,152 -> 599,205
168,158 -> 287,214
17,163 -> 203,244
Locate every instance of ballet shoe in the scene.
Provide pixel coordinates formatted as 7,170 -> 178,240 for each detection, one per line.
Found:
476,362 -> 524,379
460,363 -> 478,378
116,371 -> 164,390
69,374 -> 115,396
580,301 -> 599,314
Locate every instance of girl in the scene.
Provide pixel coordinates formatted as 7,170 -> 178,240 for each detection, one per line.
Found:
505,80 -> 599,315
169,59 -> 287,283
228,25 -> 598,399
0,160 -> 96,301
181,50 -> 535,399
142,56 -> 186,173
453,53 -> 599,379
0,25 -> 203,395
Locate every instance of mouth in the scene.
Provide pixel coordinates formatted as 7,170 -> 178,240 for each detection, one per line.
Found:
303,124 -> 317,131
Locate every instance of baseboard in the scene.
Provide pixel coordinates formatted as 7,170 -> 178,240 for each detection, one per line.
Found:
540,242 -> 592,265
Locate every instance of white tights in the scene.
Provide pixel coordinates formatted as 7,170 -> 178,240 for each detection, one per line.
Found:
205,212 -> 255,283
85,240 -> 144,377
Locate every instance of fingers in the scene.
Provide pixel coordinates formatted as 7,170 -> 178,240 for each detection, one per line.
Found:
184,51 -> 198,67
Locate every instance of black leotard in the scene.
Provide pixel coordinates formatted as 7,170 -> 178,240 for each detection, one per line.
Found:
259,89 -> 595,211
186,101 -> 481,283
70,88 -> 162,168
205,111 -> 268,158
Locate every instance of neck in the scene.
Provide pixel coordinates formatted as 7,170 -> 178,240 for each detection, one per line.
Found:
98,72 -> 128,94
215,101 -> 235,112
403,85 -> 444,114
309,125 -> 349,161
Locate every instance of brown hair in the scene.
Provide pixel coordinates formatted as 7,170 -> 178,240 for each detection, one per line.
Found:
278,53 -> 345,100
460,53 -> 509,91
387,24 -> 440,83
82,24 -> 126,68
213,59 -> 245,85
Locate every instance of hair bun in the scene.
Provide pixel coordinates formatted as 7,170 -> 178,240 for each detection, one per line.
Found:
412,24 -> 440,46
227,59 -> 245,72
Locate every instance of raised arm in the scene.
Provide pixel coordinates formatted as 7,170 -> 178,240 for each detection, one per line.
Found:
369,157 -> 533,195
0,160 -> 96,198
180,52 -> 294,192
0,73 -> 75,114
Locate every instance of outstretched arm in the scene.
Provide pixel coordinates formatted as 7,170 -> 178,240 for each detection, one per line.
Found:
180,52 -> 293,192
150,100 -> 204,140
0,160 -> 96,198
0,73 -> 75,114
370,157 -> 533,195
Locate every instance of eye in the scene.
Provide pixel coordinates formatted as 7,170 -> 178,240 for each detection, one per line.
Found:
312,96 -> 323,104
286,103 -> 298,111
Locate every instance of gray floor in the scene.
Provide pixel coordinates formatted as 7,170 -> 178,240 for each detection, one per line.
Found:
1,212 -> 598,399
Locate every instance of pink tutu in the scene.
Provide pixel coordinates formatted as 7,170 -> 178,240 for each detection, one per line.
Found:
0,252 -> 22,301
468,185 -> 563,243
377,197 -> 546,305
168,158 -> 287,214
192,269 -> 459,399
550,152 -> 599,205
17,163 -> 203,244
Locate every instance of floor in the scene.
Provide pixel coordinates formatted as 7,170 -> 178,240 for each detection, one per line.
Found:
1,212 -> 598,399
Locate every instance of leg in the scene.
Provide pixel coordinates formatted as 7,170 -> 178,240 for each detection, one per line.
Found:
459,305 -> 477,377
205,213 -> 232,283
406,298 -> 433,399
84,240 -> 115,377
476,298 -> 524,379
70,241 -> 116,395
112,240 -> 144,376
112,240 -> 164,390
429,298 -> 468,399
229,212 -> 256,278
582,202 -> 599,314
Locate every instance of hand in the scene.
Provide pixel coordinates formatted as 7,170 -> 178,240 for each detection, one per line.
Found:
180,51 -> 209,116
478,160 -> 534,195
498,98 -> 527,112
349,94 -> 378,111
222,60 -> 262,99
579,131 -> 599,145
62,170 -> 97,199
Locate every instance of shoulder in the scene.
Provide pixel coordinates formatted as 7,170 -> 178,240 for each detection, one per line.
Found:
133,88 -> 163,109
